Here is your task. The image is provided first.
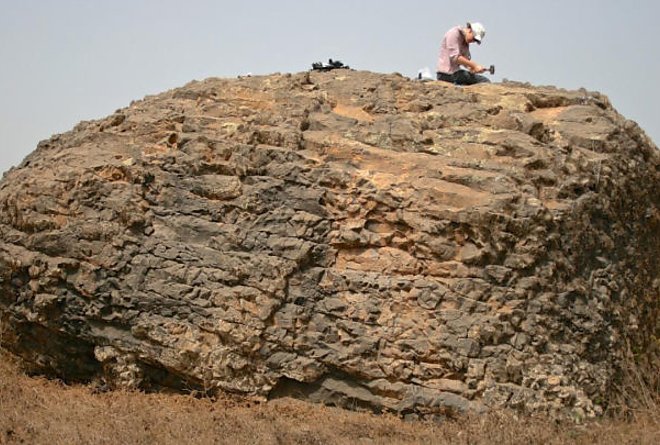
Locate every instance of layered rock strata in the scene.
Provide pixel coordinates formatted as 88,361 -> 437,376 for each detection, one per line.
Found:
0,71 -> 658,418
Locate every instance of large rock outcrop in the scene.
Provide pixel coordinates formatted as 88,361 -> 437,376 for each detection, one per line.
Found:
0,71 -> 658,418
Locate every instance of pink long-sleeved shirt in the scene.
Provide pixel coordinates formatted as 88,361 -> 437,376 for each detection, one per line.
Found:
436,26 -> 470,74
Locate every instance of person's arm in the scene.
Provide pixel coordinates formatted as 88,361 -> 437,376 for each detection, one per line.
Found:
456,55 -> 485,73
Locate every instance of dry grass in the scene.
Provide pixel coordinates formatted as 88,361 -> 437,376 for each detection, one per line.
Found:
0,349 -> 658,445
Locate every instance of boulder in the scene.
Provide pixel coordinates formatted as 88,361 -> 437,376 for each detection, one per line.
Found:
0,71 -> 658,419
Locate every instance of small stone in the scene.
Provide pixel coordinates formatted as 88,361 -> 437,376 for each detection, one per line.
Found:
547,376 -> 562,386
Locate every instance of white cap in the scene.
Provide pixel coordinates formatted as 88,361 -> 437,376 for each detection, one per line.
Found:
469,22 -> 486,44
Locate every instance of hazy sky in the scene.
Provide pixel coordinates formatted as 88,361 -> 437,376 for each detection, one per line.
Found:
1,0 -> 659,174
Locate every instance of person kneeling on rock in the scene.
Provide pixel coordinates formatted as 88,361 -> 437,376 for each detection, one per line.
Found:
436,22 -> 490,85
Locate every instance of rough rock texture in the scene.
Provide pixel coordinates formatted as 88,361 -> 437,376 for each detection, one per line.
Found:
0,71 -> 658,419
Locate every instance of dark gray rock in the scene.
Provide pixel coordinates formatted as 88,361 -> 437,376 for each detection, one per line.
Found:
0,71 -> 658,420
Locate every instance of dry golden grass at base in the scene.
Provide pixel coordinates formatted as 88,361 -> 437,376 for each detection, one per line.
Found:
1,349 -> 658,445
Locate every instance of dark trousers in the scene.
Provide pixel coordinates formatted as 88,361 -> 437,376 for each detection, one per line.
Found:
437,70 -> 490,85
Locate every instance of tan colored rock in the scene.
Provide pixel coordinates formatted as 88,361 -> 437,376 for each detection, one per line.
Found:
0,71 -> 658,420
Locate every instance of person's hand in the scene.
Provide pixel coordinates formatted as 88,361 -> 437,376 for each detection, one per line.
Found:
471,64 -> 486,73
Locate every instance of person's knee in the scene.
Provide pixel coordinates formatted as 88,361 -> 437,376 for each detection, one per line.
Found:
437,72 -> 455,83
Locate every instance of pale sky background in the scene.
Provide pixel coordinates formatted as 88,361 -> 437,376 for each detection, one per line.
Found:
1,0 -> 659,174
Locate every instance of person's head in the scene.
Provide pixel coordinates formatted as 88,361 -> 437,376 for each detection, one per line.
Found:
465,22 -> 486,45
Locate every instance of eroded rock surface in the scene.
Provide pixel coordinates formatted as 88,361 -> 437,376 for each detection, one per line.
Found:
1,71 -> 658,418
